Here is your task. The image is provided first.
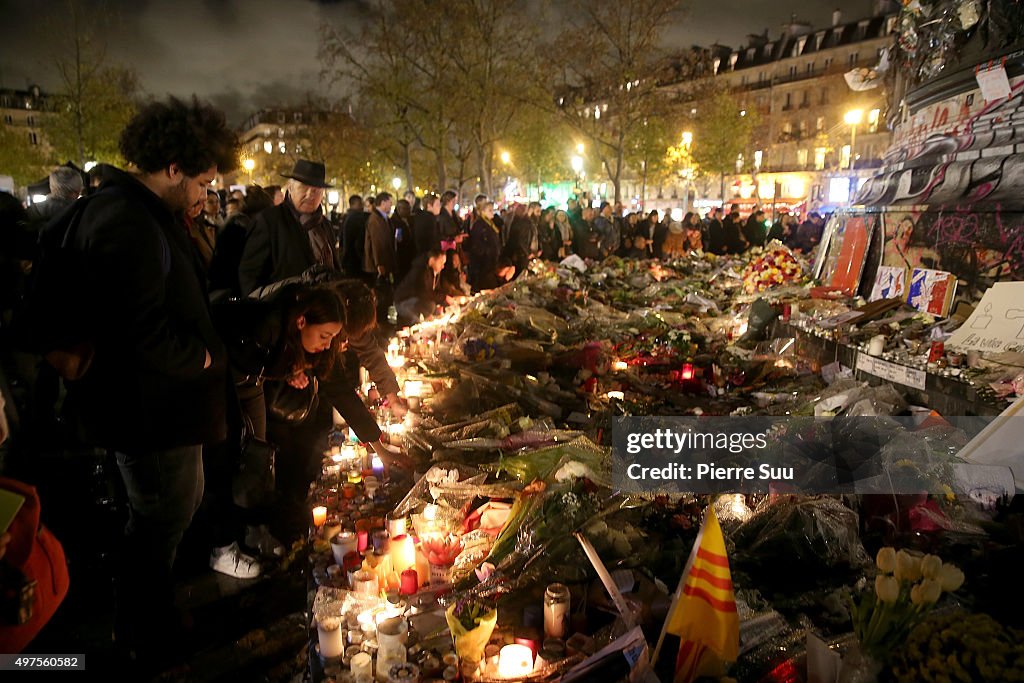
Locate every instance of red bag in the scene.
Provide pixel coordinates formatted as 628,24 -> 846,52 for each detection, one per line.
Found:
0,478 -> 69,654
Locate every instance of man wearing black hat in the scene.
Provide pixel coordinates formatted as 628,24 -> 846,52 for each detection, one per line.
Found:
238,159 -> 339,295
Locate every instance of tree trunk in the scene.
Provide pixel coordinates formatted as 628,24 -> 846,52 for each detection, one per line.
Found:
403,140 -> 414,192
436,147 -> 447,192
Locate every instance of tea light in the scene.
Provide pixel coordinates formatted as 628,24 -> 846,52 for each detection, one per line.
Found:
390,534 -> 416,575
312,506 -> 328,528
347,469 -> 363,484
350,651 -> 373,680
372,455 -> 385,479
498,644 -> 534,678
316,616 -> 344,659
363,476 -> 379,498
612,360 -> 628,372
605,390 -> 624,401
404,380 -> 423,410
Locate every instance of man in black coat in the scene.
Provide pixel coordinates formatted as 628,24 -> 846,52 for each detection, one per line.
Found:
743,209 -> 767,249
339,194 -> 369,278
721,209 -> 749,254
705,207 -> 726,254
25,166 -> 83,228
237,159 -> 339,296
414,193 -> 442,255
61,97 -> 238,661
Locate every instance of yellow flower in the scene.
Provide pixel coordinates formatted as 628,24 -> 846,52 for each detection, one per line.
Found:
895,550 -> 922,582
876,547 -> 897,574
920,554 -> 942,579
937,564 -> 965,592
910,578 -> 942,606
875,574 -> 900,603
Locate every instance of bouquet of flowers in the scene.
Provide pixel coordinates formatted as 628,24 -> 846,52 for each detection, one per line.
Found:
445,596 -> 498,664
850,547 -> 965,661
742,244 -> 803,293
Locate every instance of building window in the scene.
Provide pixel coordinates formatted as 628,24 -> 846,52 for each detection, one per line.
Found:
754,150 -> 763,169
783,122 -> 793,136
253,142 -> 260,153
759,71 -> 767,84
741,75 -> 748,86
801,90 -> 810,106
278,141 -> 286,154
2,114 -> 11,125
824,57 -> 833,69
296,144 -> 303,154
26,116 -> 34,126
814,147 -> 827,170
816,116 -> 825,132
784,92 -> 792,109
264,141 -> 273,154
278,128 -> 285,138
797,149 -> 809,167
849,52 -> 859,67
277,112 -> 285,124
799,120 -> 808,136
789,65 -> 797,78
840,144 -> 852,168
29,132 -> 38,145
868,108 -> 880,133
806,62 -> 814,75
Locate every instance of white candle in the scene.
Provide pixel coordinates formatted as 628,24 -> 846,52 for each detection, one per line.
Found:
331,531 -> 358,565
612,360 -> 628,372
498,644 -> 534,678
351,570 -> 378,597
606,390 -> 624,401
386,515 -> 407,538
316,616 -> 344,659
868,335 -> 886,356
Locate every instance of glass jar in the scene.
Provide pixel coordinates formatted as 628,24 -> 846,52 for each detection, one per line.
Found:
543,583 -> 571,640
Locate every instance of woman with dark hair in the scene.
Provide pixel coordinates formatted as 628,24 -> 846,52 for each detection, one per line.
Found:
536,208 -> 559,261
440,249 -> 469,298
209,186 -> 273,299
466,201 -> 502,292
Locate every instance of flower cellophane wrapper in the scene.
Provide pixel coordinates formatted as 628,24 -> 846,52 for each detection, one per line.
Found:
444,604 -> 497,663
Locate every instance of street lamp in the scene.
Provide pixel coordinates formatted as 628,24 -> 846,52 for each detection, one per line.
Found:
243,158 -> 255,184
575,142 -> 584,155
843,108 -> 863,170
500,150 -> 511,165
571,154 -> 583,193
392,176 -> 402,191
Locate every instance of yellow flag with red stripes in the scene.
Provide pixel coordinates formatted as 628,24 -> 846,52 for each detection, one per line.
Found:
665,505 -> 739,683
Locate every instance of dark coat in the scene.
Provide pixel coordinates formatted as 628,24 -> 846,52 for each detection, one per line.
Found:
395,253 -> 443,311
652,221 -> 670,259
743,215 -> 766,248
364,209 -> 395,276
64,167 -> 227,452
721,215 -> 748,254
706,217 -> 725,254
467,217 -> 502,291
238,200 -> 339,296
339,208 -> 369,277
413,210 -> 441,255
438,208 -> 460,240
212,285 -> 380,442
393,213 -> 416,282
503,215 -> 535,275
208,213 -> 252,298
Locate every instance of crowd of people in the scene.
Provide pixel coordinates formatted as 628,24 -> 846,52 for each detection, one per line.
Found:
0,93 -> 834,666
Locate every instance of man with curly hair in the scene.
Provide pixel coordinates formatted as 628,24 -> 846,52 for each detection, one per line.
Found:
62,96 -> 239,665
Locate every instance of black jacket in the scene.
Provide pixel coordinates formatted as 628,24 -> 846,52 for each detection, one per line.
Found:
394,253 -> 443,314
503,215 -> 535,274
340,209 -> 369,277
413,210 -> 440,255
467,217 -> 502,291
438,208 -> 460,240
239,201 -> 339,296
212,285 -> 381,442
208,212 -> 252,298
65,167 -> 227,451
743,215 -> 766,248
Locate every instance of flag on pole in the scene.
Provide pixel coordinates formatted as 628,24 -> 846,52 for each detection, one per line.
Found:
660,505 -> 740,683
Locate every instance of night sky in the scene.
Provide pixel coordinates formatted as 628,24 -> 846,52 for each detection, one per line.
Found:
0,0 -> 874,123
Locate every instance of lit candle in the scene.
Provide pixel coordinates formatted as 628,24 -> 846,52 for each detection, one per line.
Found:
351,569 -> 378,597
356,528 -> 369,553
498,644 -> 534,678
400,568 -> 418,595
681,363 -> 695,381
390,534 -> 416,575
423,503 -> 438,521
404,379 -> 423,410
330,531 -> 358,566
606,390 -> 624,401
544,583 -> 571,639
612,360 -> 628,372
868,334 -> 886,356
312,506 -> 327,528
372,454 -> 385,479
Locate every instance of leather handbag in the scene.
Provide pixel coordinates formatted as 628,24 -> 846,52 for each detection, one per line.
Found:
264,376 -> 319,424
232,413 -> 276,509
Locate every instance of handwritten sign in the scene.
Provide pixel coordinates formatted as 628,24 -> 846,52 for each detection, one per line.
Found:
856,353 -> 927,390
976,63 -> 1012,101
870,266 -> 906,302
947,282 -> 1024,353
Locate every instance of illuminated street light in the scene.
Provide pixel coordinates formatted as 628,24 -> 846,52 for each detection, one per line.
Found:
681,131 -> 693,146
392,176 -> 402,190
575,142 -> 584,155
243,158 -> 255,183
571,155 -> 583,173
500,150 -> 511,165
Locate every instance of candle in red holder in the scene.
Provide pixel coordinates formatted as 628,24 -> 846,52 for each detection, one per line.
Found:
928,341 -> 945,363
356,528 -> 369,553
680,363 -> 695,381
400,568 -> 418,595
342,483 -> 356,499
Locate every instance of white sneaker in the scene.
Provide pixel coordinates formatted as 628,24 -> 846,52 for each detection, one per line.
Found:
210,542 -> 261,579
245,525 -> 285,558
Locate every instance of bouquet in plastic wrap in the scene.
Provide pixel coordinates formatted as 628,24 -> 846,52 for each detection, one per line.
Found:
742,242 -> 803,293
445,597 -> 498,664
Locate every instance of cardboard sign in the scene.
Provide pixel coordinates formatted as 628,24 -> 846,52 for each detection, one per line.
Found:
870,265 -> 907,302
976,63 -> 1012,101
856,353 -> 927,390
907,268 -> 956,317
947,281 -> 1024,352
